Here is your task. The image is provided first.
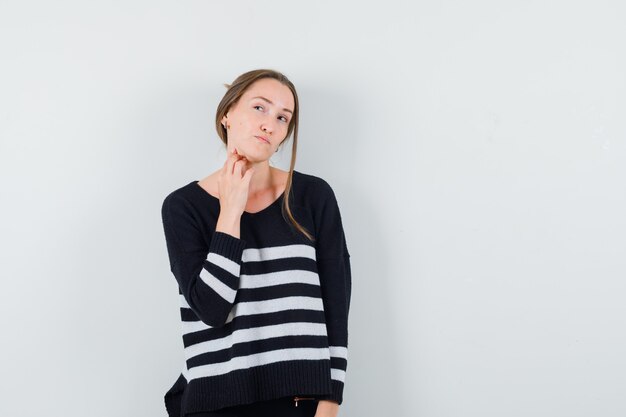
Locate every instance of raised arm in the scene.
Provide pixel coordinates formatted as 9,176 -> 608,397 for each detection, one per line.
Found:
161,194 -> 247,327
161,148 -> 256,327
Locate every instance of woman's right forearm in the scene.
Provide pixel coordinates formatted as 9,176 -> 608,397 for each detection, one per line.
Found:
215,212 -> 242,239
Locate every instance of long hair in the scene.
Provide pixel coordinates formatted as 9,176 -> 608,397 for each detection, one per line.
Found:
215,69 -> 314,242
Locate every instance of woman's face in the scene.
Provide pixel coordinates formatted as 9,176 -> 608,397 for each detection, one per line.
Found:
222,78 -> 295,163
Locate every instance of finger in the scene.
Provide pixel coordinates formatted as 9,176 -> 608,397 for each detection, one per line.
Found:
233,158 -> 245,178
226,148 -> 241,175
222,149 -> 233,172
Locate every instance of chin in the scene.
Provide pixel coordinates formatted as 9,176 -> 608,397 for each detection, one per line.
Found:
240,149 -> 270,162
247,156 -> 271,164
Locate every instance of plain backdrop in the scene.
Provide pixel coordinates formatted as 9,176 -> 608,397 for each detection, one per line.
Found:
1,1 -> 625,416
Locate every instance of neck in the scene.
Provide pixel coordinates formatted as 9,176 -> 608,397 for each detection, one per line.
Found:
243,160 -> 275,197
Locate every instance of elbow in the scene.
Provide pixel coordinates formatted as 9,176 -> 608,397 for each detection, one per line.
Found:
195,306 -> 232,328
185,284 -> 235,329
178,257 -> 241,329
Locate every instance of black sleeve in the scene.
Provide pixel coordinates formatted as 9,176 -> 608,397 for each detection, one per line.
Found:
161,193 -> 247,327
313,180 -> 352,404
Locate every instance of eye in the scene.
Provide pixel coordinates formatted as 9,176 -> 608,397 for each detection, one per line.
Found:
255,105 -> 289,123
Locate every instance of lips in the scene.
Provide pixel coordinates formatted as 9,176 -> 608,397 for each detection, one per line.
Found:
255,136 -> 269,144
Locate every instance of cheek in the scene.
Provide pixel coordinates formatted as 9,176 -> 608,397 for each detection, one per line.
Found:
233,120 -> 248,131
240,115 -> 256,127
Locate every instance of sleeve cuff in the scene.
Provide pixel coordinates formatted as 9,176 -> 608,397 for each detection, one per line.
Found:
317,380 -> 344,405
209,231 -> 247,260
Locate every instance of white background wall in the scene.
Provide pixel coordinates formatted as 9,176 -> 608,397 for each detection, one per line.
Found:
1,1 -> 624,416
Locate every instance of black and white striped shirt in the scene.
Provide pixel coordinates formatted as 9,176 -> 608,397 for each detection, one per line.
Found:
161,170 -> 351,415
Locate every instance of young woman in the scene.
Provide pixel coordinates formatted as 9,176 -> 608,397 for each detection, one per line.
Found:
161,69 -> 352,417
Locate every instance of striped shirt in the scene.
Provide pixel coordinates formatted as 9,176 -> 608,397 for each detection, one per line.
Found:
160,170 -> 351,415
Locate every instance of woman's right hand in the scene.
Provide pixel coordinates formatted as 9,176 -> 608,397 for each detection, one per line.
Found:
216,147 -> 255,217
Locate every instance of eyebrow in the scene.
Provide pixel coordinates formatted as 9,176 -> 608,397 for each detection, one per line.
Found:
250,96 -> 293,115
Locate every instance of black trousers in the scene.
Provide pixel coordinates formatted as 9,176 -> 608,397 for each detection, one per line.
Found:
188,395 -> 319,417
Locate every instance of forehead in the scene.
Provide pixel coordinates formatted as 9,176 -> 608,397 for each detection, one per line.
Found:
243,78 -> 295,110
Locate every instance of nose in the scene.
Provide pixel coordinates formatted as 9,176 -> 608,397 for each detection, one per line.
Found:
261,125 -> 273,135
261,117 -> 276,136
